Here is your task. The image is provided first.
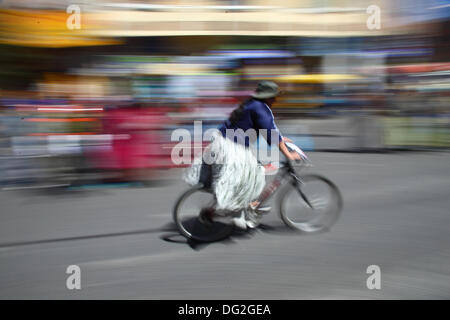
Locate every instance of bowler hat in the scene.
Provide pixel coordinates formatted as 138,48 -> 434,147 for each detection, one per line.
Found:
251,81 -> 280,99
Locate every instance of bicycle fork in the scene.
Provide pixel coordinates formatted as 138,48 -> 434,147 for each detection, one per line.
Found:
290,173 -> 314,209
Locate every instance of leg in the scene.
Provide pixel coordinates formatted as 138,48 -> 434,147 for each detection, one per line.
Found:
199,162 -> 213,190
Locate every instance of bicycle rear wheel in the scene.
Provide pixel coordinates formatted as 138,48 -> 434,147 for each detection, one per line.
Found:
173,185 -> 235,242
279,174 -> 343,233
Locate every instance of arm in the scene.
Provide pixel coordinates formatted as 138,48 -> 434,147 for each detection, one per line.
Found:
253,104 -> 301,161
279,140 -> 302,161
252,104 -> 282,146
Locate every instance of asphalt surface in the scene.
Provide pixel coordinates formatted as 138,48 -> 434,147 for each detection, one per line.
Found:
1,151 -> 449,299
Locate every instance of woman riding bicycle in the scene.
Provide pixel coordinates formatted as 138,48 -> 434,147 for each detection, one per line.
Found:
184,81 -> 302,229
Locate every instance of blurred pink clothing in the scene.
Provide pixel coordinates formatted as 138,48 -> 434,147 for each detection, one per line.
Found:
95,107 -> 169,170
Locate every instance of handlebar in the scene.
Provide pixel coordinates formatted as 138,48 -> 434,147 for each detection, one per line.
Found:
280,157 -> 313,169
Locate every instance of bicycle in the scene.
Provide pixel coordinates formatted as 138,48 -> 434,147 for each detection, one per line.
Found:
173,156 -> 343,242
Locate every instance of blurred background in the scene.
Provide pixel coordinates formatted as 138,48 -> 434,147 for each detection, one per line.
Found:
0,0 -> 449,189
1,0 -> 450,300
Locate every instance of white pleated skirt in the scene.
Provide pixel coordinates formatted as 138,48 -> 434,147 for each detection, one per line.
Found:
183,132 -> 265,211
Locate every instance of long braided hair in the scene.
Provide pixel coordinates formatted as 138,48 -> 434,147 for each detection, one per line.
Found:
228,97 -> 259,125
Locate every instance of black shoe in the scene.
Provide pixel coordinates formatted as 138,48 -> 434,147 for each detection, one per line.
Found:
198,208 -> 214,225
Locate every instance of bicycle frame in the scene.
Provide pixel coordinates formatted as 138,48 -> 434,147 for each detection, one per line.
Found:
256,160 -> 310,208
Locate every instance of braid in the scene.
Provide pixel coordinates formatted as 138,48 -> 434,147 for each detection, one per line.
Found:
229,97 -> 253,125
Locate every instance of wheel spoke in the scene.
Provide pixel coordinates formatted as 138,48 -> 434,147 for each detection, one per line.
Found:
280,174 -> 342,233
174,186 -> 234,242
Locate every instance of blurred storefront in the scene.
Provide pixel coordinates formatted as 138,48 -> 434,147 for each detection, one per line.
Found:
0,0 -> 449,188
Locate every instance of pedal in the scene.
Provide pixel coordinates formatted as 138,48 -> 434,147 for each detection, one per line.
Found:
255,206 -> 271,215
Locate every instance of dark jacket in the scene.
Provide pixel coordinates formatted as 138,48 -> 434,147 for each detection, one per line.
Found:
218,98 -> 282,147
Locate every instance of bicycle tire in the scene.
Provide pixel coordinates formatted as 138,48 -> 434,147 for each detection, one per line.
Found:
279,174 -> 343,233
173,184 -> 235,242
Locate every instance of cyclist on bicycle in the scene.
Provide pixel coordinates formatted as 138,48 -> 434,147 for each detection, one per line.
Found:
184,81 -> 302,229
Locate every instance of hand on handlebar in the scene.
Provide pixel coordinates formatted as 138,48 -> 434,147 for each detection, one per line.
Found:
287,151 -> 303,161
280,139 -> 307,163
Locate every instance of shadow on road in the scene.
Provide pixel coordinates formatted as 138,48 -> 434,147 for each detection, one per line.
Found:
0,223 -> 178,249
159,221 -> 307,251
160,230 -> 257,251
0,220 -> 309,251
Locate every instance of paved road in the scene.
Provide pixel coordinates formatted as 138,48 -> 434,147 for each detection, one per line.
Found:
1,152 -> 449,299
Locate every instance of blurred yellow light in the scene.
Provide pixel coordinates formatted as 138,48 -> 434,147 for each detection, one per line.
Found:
275,74 -> 362,83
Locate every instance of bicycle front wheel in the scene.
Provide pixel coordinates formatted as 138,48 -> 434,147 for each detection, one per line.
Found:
279,174 -> 343,233
173,185 -> 235,242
